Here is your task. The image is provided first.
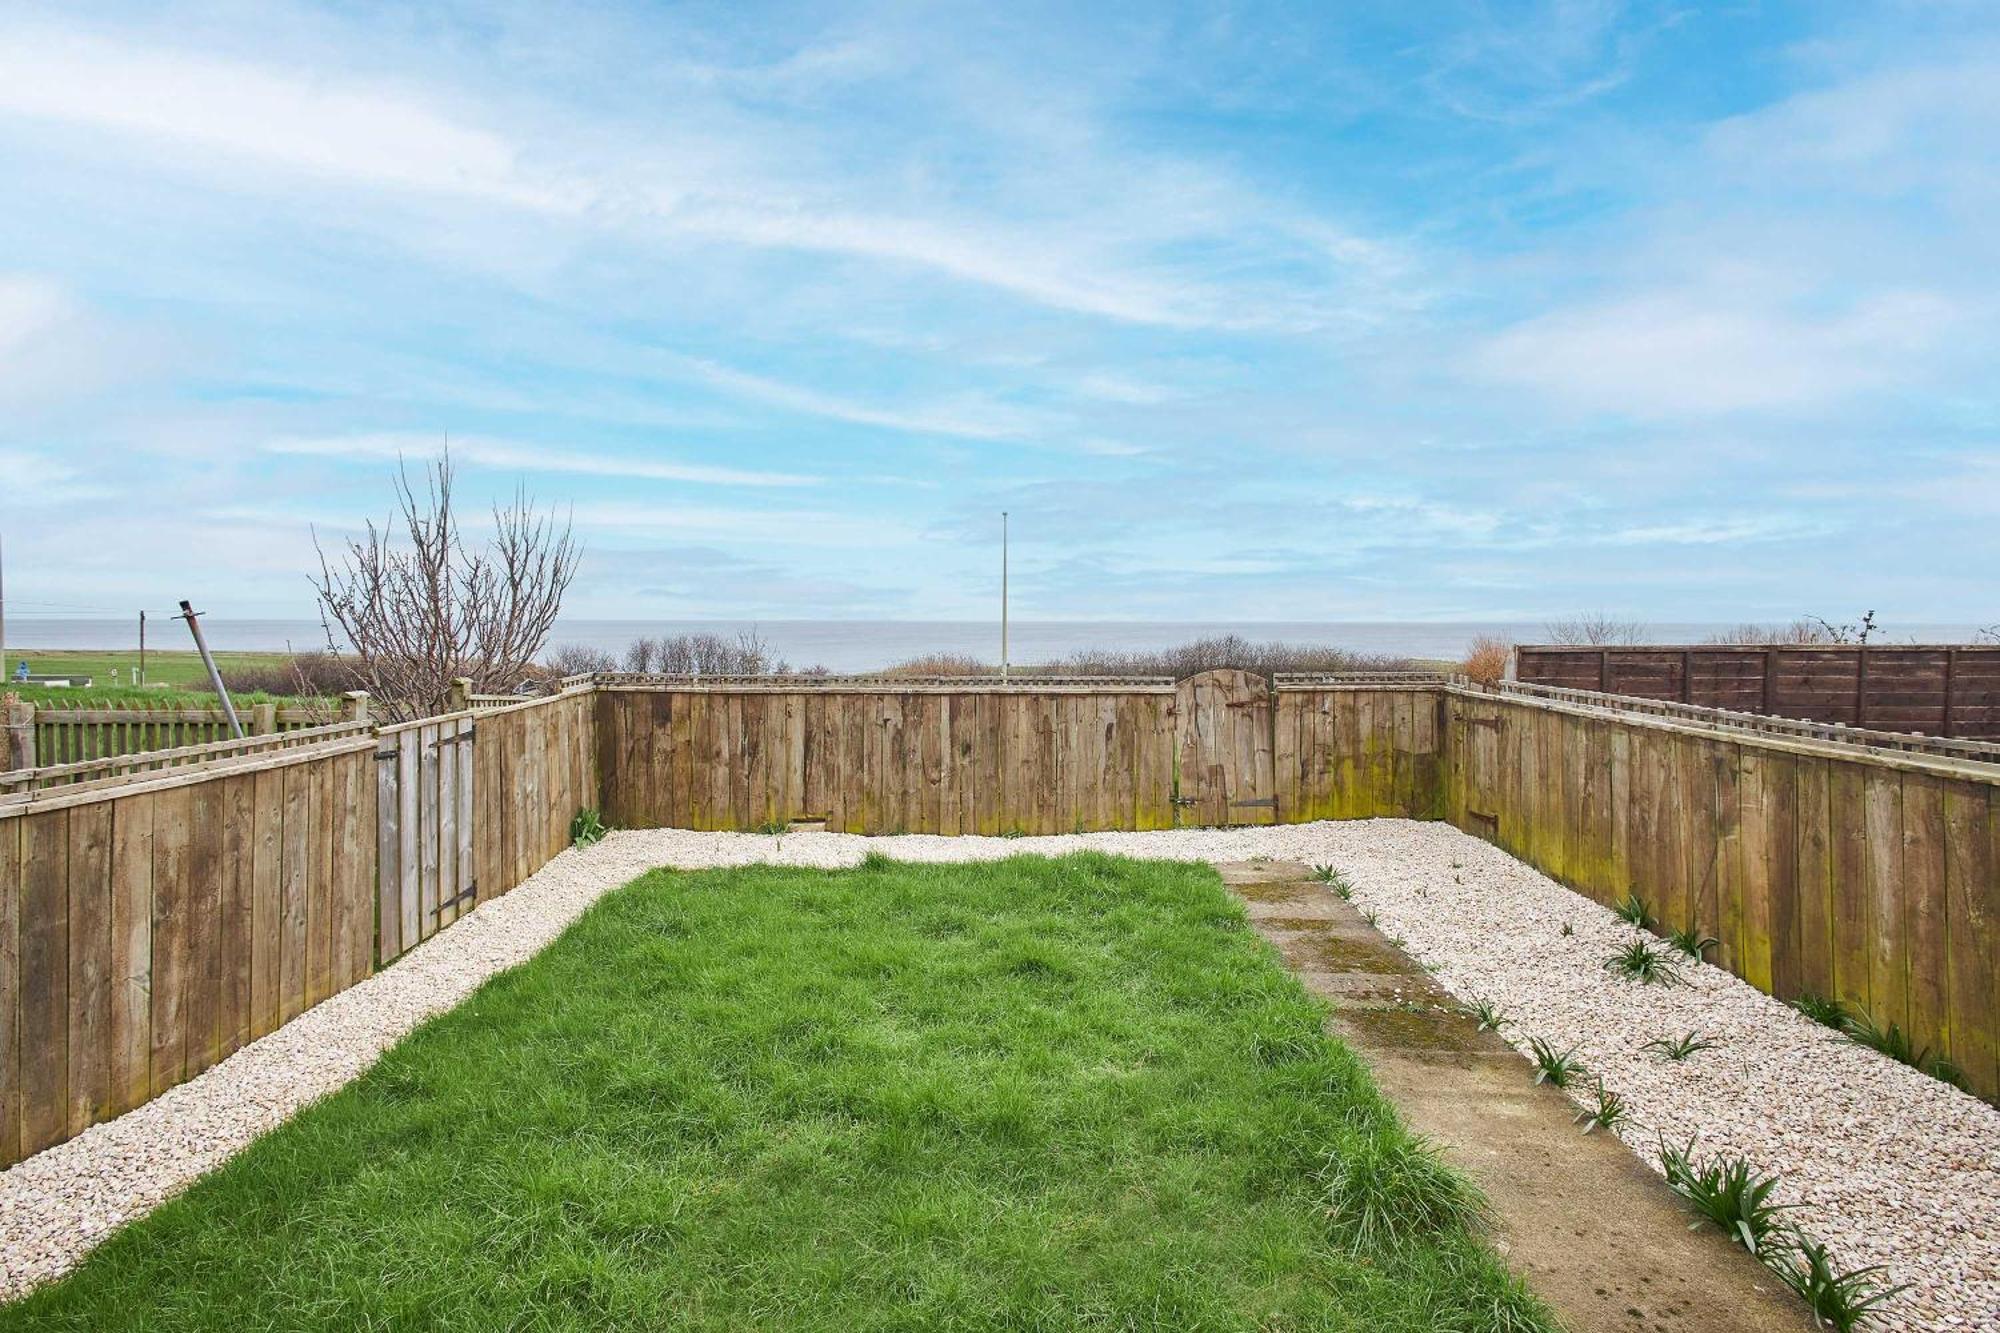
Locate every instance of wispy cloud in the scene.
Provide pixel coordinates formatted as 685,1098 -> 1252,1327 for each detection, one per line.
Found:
266,433 -> 817,488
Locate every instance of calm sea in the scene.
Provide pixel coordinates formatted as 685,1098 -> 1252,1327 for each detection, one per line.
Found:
7,618 -> 1988,673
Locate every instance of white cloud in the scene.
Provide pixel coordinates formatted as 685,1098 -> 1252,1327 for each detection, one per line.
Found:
1471,288 -> 1956,417
265,433 -> 816,488
672,357 -> 1048,442
0,275 -> 68,360
0,20 -> 1414,334
0,27 -> 565,210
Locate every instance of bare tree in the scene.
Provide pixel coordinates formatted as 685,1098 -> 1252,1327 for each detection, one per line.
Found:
1806,610 -> 1879,645
1704,619 -> 1836,645
1543,612 -> 1648,645
312,453 -> 581,720
1974,624 -> 1998,644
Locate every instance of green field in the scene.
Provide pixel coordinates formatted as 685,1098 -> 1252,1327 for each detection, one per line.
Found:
1,648 -> 303,706
4,855 -> 1545,1331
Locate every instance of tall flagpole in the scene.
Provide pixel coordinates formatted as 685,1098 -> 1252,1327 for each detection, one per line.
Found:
1000,511 -> 1009,680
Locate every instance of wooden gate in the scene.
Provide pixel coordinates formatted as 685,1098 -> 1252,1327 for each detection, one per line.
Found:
375,713 -> 476,963
1174,669 -> 1276,826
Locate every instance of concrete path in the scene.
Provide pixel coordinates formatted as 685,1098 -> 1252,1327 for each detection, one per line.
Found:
1220,860 -> 1813,1333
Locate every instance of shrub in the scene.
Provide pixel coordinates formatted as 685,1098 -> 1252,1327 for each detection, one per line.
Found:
215,652 -> 356,699
1769,1235 -> 1908,1330
1460,634 -> 1512,685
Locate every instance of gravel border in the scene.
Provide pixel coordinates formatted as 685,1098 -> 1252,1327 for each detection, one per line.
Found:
3,820 -> 1994,1329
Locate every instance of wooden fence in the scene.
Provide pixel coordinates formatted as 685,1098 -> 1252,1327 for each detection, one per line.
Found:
0,730 -> 378,1165
1516,644 -> 2000,740
3,669 -> 1995,1171
19,703 -> 329,767
1445,685 -> 1999,1103
594,673 -> 1439,836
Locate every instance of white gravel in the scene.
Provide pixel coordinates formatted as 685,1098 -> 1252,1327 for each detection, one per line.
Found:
2,820 -> 1994,1331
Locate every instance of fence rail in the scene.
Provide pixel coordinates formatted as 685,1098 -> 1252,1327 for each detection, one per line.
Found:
1482,678 -> 2000,767
1515,643 -> 2000,740
1,722 -> 373,800
19,702 -> 332,768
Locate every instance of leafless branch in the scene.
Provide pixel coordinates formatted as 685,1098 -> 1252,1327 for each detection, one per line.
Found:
311,451 -> 580,721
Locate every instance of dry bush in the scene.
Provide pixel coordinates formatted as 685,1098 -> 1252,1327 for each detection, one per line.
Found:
312,453 -> 580,720
548,630 -> 799,678
1543,613 -> 1647,645
1704,619 -> 1836,645
1460,635 -> 1511,685
883,653 -> 994,676
215,653 -> 355,699
1038,635 -> 1409,678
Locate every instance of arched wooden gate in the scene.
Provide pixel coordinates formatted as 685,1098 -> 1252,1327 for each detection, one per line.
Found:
1173,668 -> 1276,826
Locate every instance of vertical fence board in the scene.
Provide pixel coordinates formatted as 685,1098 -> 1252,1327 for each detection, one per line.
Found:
0,817 -> 19,1163
149,785 -> 192,1097
108,791 -> 154,1113
64,802 -> 111,1137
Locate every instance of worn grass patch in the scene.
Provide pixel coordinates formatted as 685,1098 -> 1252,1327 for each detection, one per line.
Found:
6,854 -> 1547,1331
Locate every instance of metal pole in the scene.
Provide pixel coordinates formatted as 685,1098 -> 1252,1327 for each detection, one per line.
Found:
0,530 -> 8,688
1000,511 -> 1009,680
178,599 -> 243,738
138,610 -> 146,686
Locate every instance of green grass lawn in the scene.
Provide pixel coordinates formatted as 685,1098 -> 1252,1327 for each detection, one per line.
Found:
3,854 -> 1547,1332
3,648 -> 309,706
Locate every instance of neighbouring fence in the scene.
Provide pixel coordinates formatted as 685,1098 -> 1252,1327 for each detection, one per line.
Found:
1515,643 -> 2000,740
16,702 -> 331,767
2,668 -> 1995,1170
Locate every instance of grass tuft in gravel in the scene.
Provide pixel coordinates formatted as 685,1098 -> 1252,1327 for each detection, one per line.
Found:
1468,998 -> 1507,1032
3,853 -> 1548,1332
1771,1235 -> 1910,1331
1309,863 -> 1354,899
568,807 -> 608,847
1613,893 -> 1656,930
1643,1032 -> 1720,1062
1659,1138 -> 1796,1257
1788,992 -> 1850,1030
1527,1037 -> 1585,1089
1665,925 -> 1718,960
1603,939 -> 1681,986
1574,1080 -> 1627,1136
1843,1012 -> 1967,1091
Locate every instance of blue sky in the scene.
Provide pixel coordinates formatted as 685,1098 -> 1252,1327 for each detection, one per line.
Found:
0,1 -> 1994,623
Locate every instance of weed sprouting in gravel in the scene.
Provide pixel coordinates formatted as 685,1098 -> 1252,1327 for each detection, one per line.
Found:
1658,1138 -> 1795,1256
1527,1037 -> 1585,1089
1574,1079 -> 1627,1135
1789,992 -> 1850,1030
1643,1032 -> 1720,1062
1843,1012 -> 1968,1090
1559,920 -> 1574,938
1613,893 -> 1655,930
752,818 -> 789,836
1468,998 -> 1506,1033
1666,925 -> 1718,960
1318,1133 -> 1487,1253
569,807 -> 608,847
1310,864 -> 1354,899
1769,1235 -> 1909,1331
1361,908 -> 1378,927
1603,939 -> 1680,985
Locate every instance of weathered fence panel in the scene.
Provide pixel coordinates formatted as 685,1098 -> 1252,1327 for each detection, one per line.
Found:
0,736 -> 376,1167
1445,688 -> 2000,1101
1516,644 -> 2000,739
596,680 -> 1183,836
471,687 -> 597,906
375,714 -> 476,964
27,705 -> 330,766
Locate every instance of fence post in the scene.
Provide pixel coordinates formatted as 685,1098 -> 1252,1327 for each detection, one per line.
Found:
251,702 -> 277,736
3,695 -> 32,771
450,677 -> 473,712
341,691 -> 372,724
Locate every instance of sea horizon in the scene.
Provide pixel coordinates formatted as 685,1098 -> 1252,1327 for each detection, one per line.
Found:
6,617 -> 1990,674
